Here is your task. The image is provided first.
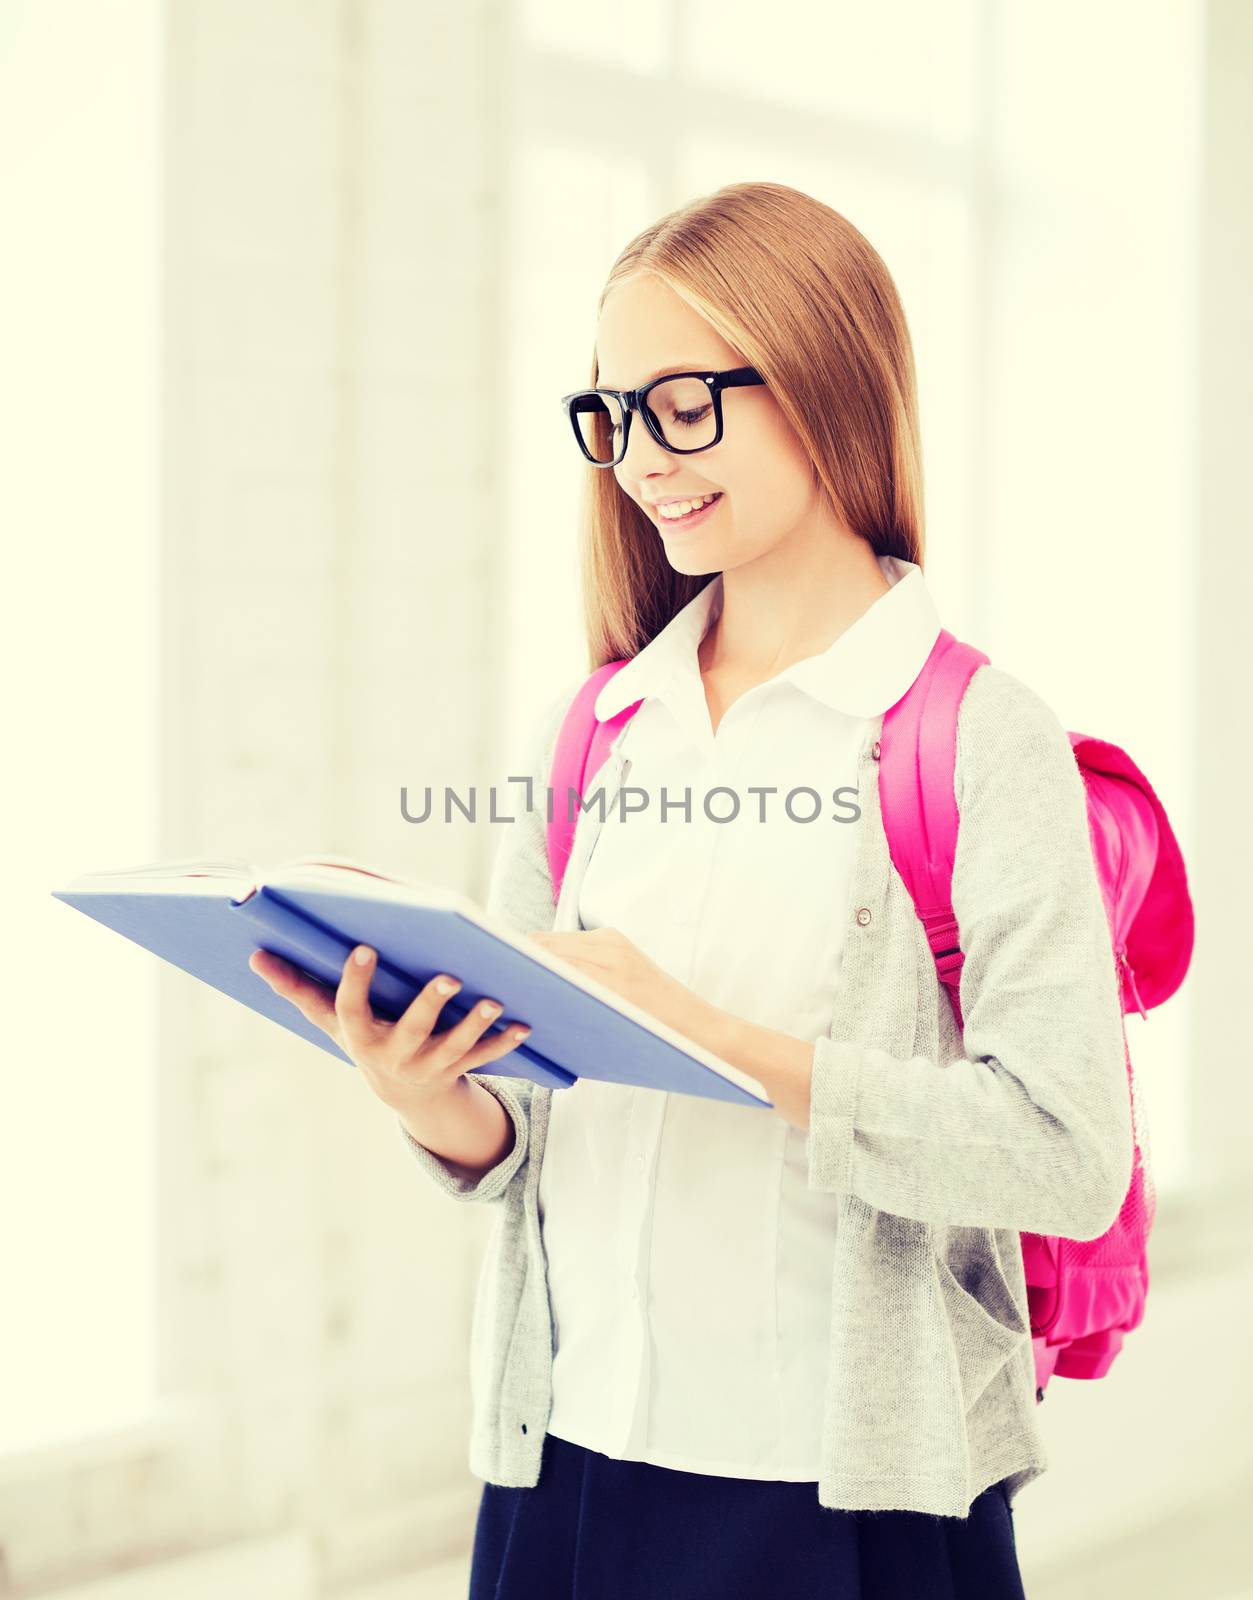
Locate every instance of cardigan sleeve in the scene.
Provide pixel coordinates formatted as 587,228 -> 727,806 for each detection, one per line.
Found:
399,675 -> 580,1202
805,663 -> 1135,1241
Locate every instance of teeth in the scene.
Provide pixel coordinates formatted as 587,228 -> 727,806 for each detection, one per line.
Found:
658,493 -> 720,520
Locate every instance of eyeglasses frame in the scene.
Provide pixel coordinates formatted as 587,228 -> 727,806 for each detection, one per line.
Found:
559,365 -> 766,468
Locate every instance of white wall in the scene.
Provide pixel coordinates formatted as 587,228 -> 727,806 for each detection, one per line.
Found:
3,0 -> 510,1591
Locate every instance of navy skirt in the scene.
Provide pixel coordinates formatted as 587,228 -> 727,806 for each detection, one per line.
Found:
469,1432 -> 1026,1600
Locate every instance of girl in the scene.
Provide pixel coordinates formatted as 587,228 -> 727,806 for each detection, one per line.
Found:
252,181 -> 1131,1598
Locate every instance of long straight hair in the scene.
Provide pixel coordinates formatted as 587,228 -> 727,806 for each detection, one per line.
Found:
579,181 -> 925,671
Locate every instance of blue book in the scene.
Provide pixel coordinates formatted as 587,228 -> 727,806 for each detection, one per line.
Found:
51,855 -> 772,1109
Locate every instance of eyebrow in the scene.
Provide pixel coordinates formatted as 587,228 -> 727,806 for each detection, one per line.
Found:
598,361 -> 709,390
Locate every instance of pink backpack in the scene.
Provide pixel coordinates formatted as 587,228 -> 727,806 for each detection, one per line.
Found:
544,629 -> 1195,1403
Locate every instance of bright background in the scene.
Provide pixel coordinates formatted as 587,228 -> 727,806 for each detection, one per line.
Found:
2,1 -> 1248,1595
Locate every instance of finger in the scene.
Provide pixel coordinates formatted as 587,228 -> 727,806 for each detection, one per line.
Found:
455,1019 -> 533,1075
335,945 -> 387,1056
249,949 -> 339,1034
392,972 -> 464,1047
530,935 -> 583,969
423,995 -> 510,1071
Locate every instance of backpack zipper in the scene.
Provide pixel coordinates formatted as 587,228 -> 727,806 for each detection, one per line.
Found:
1115,942 -> 1148,1021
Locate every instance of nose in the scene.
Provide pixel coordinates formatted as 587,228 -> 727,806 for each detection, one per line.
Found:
618,404 -> 672,478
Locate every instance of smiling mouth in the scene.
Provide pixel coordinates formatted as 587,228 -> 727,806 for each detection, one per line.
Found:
652,492 -> 723,528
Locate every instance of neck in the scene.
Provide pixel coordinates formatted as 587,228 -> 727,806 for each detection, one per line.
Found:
699,522 -> 894,682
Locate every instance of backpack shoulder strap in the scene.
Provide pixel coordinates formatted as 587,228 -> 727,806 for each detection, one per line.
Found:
545,660 -> 638,902
877,629 -> 990,1028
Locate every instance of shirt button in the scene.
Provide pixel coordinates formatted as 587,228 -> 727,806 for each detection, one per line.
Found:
632,1154 -> 645,1173
855,906 -> 872,926
871,740 -> 881,761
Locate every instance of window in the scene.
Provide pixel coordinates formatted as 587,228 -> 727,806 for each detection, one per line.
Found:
505,0 -> 1199,1196
0,0 -> 162,1453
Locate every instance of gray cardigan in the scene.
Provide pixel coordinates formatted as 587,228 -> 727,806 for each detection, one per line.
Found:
399,663 -> 1134,1518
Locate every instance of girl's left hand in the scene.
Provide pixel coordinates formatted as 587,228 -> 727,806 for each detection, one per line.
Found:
528,927 -> 686,1027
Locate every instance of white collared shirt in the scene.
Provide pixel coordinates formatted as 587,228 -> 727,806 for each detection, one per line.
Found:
537,554 -> 943,1479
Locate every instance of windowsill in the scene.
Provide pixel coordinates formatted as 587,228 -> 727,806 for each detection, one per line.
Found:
0,1391 -> 217,1488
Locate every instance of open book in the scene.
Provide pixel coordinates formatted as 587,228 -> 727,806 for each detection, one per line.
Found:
51,854 -> 772,1108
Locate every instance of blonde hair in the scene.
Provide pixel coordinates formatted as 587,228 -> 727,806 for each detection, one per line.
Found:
578,180 -> 925,670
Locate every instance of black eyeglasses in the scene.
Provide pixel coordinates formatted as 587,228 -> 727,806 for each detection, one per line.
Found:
559,366 -> 766,467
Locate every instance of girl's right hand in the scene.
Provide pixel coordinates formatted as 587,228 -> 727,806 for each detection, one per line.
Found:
247,945 -> 532,1119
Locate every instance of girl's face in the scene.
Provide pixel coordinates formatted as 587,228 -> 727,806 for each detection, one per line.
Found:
597,273 -> 822,577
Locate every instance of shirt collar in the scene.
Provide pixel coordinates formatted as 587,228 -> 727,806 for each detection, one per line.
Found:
592,554 -> 941,723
